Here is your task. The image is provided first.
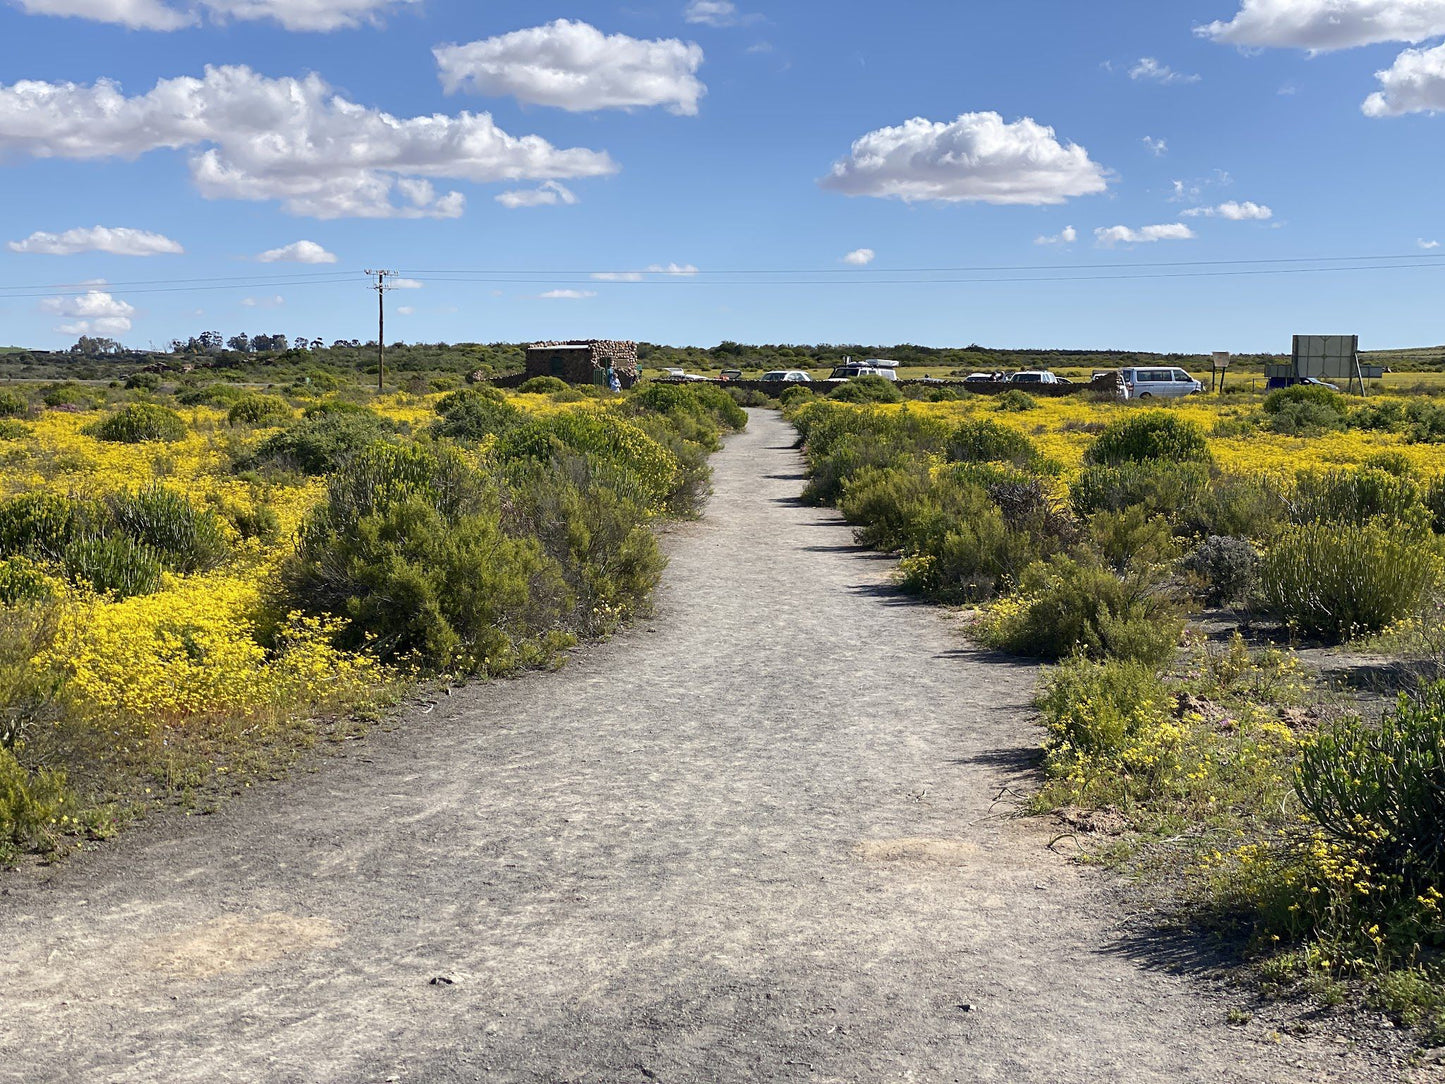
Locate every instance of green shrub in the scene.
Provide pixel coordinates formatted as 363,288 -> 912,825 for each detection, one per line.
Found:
62,535 -> 164,598
1266,399 -> 1347,436
728,387 -> 773,408
1259,523 -> 1440,641
247,413 -> 398,476
0,493 -> 103,561
84,403 -> 187,444
1361,451 -> 1414,477
983,555 -> 1184,664
1085,412 -> 1212,467
0,420 -> 27,440
107,485 -> 231,573
0,391 -> 28,418
517,376 -> 571,395
946,419 -> 1039,466
1188,473 -> 1289,542
0,745 -> 71,857
1037,657 -> 1176,784
794,403 -> 951,506
1087,506 -> 1177,573
993,389 -> 1037,412
1070,461 -> 1212,520
124,372 -> 162,391
627,381 -> 748,444
838,463 -> 935,552
216,500 -> 281,545
778,385 -> 815,409
176,384 -> 248,408
503,455 -> 666,636
495,411 -> 679,512
42,383 -> 96,409
302,399 -> 375,420
0,557 -> 56,606
828,376 -> 903,404
432,387 -> 525,443
1263,383 -> 1348,418
283,442 -> 572,673
227,394 -> 292,427
1182,536 -> 1261,607
1291,467 -> 1431,533
1298,684 -> 1445,895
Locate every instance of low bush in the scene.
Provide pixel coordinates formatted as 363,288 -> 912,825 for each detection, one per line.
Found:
495,410 -> 680,513
1182,536 -> 1261,607
123,372 -> 161,392
106,485 -> 231,574
0,493 -> 103,561
828,375 -> 903,404
1298,685 -> 1445,898
793,403 -> 950,506
0,557 -> 57,606
946,418 -> 1039,466
43,383 -> 97,410
302,399 -> 375,420
431,387 -> 525,443
777,385 -> 815,409
0,391 -> 28,418
993,389 -> 1037,412
176,384 -> 248,407
1259,523 -> 1440,641
83,403 -> 187,444
1290,467 -> 1431,533
1263,384 -> 1348,418
0,745 -> 71,857
247,413 -> 399,476
1085,411 -> 1213,467
62,535 -> 164,599
282,442 -> 572,673
1266,399 -> 1347,436
1088,506 -> 1178,573
982,555 -> 1184,664
517,376 -> 571,395
1069,461 -> 1212,520
627,381 -> 748,448
1036,657 -> 1179,793
227,394 -> 293,427
1188,473 -> 1290,542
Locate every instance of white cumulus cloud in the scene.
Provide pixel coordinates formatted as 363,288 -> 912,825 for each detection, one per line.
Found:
391,278 -> 423,289
14,0 -> 420,32
1095,223 -> 1196,246
496,181 -> 579,209
240,294 -> 285,308
684,0 -> 760,27
647,262 -> 699,275
1420,238 -> 1441,248
1129,58 -> 1202,85
0,65 -> 616,220
1035,226 -> 1078,245
1363,41 -> 1445,115
435,20 -> 705,116
8,225 -> 183,256
40,289 -> 136,334
820,112 -> 1109,205
538,289 -> 597,299
257,240 -> 337,263
1197,0 -> 1445,51
1182,200 -> 1274,220
1142,136 -> 1168,156
842,248 -> 875,266
396,305 -> 415,316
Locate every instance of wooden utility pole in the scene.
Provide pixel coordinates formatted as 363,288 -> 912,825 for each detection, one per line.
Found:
364,269 -> 396,392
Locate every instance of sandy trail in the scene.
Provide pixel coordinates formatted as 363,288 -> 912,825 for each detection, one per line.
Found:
0,409 -> 1392,1082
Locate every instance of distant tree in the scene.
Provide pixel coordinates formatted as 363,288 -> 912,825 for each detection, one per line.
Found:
311,338 -> 326,351
293,334 -> 310,350
271,334 -> 288,352
227,333 -> 251,353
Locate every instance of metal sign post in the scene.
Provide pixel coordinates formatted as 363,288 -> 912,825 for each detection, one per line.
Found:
1211,352 -> 1231,393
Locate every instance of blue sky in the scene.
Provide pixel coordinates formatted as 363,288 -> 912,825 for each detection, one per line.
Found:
0,0 -> 1443,352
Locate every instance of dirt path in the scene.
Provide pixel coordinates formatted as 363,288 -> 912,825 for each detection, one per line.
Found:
0,410 -> 1407,1083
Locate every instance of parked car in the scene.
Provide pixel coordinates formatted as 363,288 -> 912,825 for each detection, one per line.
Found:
760,370 -> 812,383
828,363 -> 894,381
662,367 -> 686,378
1009,370 -> 1062,385
1120,366 -> 1203,398
719,369 -> 743,381
963,372 -> 1002,383
1264,375 -> 1340,392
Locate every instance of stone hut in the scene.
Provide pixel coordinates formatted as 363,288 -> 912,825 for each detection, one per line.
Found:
525,340 -> 639,388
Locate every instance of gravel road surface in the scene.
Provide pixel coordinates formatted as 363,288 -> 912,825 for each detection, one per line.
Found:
0,409 -> 1413,1082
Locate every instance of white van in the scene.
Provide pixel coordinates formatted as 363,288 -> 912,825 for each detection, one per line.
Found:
1120,367 -> 1203,399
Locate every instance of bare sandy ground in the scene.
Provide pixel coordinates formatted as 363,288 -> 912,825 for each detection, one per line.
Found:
0,409 -> 1422,1082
